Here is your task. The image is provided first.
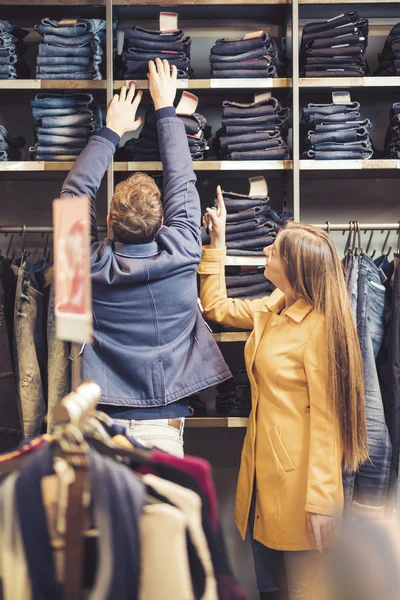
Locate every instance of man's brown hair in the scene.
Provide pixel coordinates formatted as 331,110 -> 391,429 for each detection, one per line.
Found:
109,172 -> 163,244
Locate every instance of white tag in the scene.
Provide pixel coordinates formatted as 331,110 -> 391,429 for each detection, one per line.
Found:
327,13 -> 345,23
332,91 -> 351,104
160,12 -> 178,33
117,29 -> 124,56
254,91 -> 271,102
249,176 -> 268,197
176,91 -> 198,116
243,31 -> 263,40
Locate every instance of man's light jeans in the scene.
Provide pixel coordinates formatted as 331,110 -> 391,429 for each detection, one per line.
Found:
113,418 -> 185,458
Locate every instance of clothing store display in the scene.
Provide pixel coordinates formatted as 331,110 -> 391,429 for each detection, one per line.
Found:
301,101 -> 373,160
122,26 -> 192,79
0,124 -> 24,161
383,102 -> 400,158
300,12 -> 369,77
12,257 -> 71,438
343,251 -> 392,517
216,97 -> 290,160
210,31 -> 283,79
0,20 -> 29,79
199,253 -> 344,550
35,18 -> 106,80
122,103 -> 208,161
215,370 -> 251,417
60,109 -> 231,414
210,188 -> 282,256
375,23 -> 400,76
29,93 -> 101,161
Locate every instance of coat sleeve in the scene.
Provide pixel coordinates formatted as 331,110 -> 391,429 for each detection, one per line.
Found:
303,318 -> 342,516
198,246 -> 262,330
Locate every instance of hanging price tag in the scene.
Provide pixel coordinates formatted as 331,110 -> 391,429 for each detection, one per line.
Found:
332,91 -> 351,104
249,176 -> 268,197
254,91 -> 272,103
176,91 -> 198,116
160,12 -> 179,33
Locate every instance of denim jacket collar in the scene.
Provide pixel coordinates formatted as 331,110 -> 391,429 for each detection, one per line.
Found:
112,240 -> 160,258
264,289 -> 313,323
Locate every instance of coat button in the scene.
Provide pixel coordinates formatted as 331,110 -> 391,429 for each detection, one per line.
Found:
271,321 -> 277,327
256,515 -> 260,520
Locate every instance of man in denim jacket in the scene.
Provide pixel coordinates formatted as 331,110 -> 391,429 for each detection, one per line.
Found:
61,59 -> 231,455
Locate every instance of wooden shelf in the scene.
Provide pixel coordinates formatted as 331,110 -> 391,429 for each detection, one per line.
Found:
225,256 -> 265,266
212,332 -> 250,342
300,77 -> 400,89
299,0 -> 399,3
300,159 -> 399,171
185,417 -> 249,428
114,160 -> 291,171
0,161 -> 75,171
114,0 -> 288,5
0,0 -> 104,4
115,78 -> 291,90
0,80 -> 106,90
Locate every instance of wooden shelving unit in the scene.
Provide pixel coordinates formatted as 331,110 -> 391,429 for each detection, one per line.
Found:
185,417 -> 249,428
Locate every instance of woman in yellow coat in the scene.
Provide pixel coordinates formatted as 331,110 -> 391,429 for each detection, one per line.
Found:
199,188 -> 368,600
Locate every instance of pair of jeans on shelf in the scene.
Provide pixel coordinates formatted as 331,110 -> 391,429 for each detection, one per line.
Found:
30,93 -> 100,161
210,31 -> 283,78
122,105 -> 207,161
0,22 -> 29,79
35,18 -> 106,80
0,257 -> 23,451
375,22 -> 400,76
226,268 -> 275,299
343,254 -> 392,518
218,97 -> 289,160
13,258 -> 70,438
300,12 -> 369,77
122,26 -> 192,80
383,104 -> 400,158
215,370 -> 251,417
0,124 -> 25,161
213,190 -> 282,256
301,101 -> 373,160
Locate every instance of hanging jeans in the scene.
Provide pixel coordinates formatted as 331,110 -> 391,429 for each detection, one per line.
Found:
344,254 -> 392,516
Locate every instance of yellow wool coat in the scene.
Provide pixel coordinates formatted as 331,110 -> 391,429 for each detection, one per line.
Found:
199,247 -> 344,551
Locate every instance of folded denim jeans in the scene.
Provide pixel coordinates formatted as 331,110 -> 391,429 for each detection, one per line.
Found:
226,233 -> 276,250
179,114 -> 206,134
0,72 -> 17,79
209,59 -> 273,71
36,56 -> 93,66
222,113 -> 281,127
306,148 -> 373,159
210,32 -> 271,56
224,197 -> 269,213
41,33 -> 96,46
227,249 -> 270,256
224,138 -> 285,153
305,69 -> 364,77
0,46 -> 17,57
228,147 -> 288,160
308,127 -> 369,144
36,134 -> 88,146
124,26 -> 185,44
37,64 -> 94,74
31,93 -> 94,109
124,36 -> 191,53
305,45 -> 364,58
303,112 -> 361,125
225,270 -> 267,287
0,55 -> 17,65
220,130 -> 281,148
211,67 -> 277,78
225,124 -> 280,135
0,65 -> 16,75
36,72 -> 101,80
37,110 -> 94,128
315,119 -> 372,133
38,43 -> 93,57
36,125 -> 95,137
30,144 -> 82,156
210,46 -> 273,63
37,17 -> 105,35
226,205 -> 273,224
303,12 -> 359,35
222,97 -> 280,117
227,281 -> 271,297
310,34 -> 365,49
226,224 -> 276,242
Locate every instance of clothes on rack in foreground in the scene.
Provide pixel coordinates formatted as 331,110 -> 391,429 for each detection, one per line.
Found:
0,422 -> 248,600
30,93 -> 102,162
35,18 -> 106,80
0,124 -> 25,161
300,12 -> 369,78
210,31 -> 283,79
301,101 -> 373,160
121,103 -> 209,161
216,97 -> 290,161
0,20 -> 29,79
122,26 -> 192,79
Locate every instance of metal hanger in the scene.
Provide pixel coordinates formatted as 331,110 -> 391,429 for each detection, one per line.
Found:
397,221 -> 400,255
21,224 -> 28,259
344,221 -> 354,257
381,229 -> 392,258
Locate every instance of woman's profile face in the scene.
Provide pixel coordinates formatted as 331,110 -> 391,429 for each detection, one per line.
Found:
264,236 -> 285,289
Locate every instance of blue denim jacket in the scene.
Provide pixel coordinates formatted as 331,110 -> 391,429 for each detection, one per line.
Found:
61,109 -> 231,407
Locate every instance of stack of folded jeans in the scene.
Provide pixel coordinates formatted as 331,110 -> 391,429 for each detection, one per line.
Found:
217,97 -> 289,160
216,370 -> 251,417
383,103 -> 400,158
0,20 -> 29,79
0,124 -> 25,161
300,12 -> 369,78
301,101 -> 373,160
210,31 -> 283,79
122,26 -> 191,79
213,188 -> 282,256
30,93 -> 100,161
375,23 -> 400,76
122,104 -> 208,161
226,267 -> 275,300
35,18 -> 106,80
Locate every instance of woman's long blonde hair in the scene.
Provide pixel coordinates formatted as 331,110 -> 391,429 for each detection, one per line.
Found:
278,222 -> 368,470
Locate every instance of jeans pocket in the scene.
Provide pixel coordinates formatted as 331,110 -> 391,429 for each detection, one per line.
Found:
268,426 -> 296,473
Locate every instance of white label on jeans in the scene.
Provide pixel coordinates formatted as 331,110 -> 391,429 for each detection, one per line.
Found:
117,29 -> 124,56
243,31 -> 263,40
332,91 -> 351,104
160,12 -> 178,33
249,176 -> 268,197
254,91 -> 271,102
176,91 -> 198,116
327,13 -> 345,22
